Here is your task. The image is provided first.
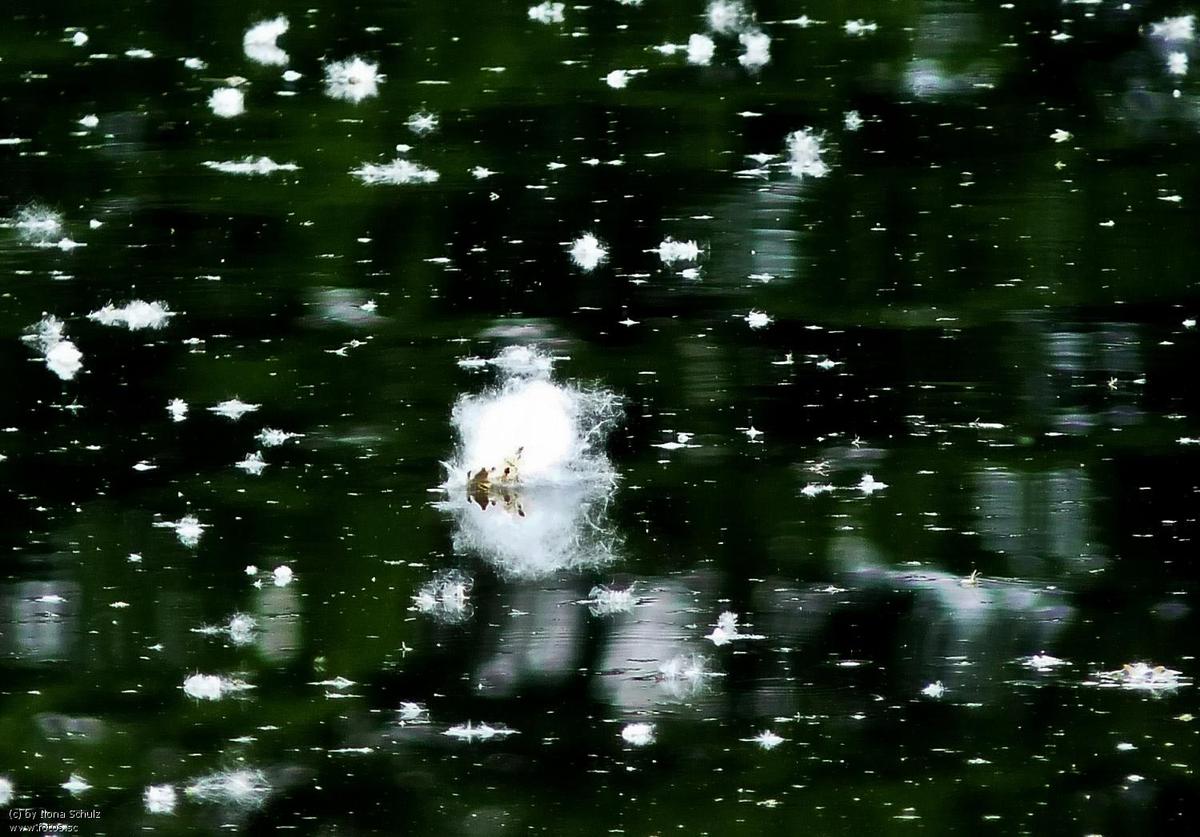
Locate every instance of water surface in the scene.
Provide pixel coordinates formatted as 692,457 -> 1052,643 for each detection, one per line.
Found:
2,1 -> 1198,834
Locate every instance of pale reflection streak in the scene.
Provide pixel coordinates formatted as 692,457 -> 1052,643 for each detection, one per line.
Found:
2,581 -> 81,663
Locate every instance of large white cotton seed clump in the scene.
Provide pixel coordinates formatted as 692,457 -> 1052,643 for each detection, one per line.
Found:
412,569 -> 472,622
155,514 -> 206,547
654,238 -> 701,264
443,722 -> 518,741
439,346 -> 621,577
569,232 -> 607,271
451,376 -> 613,481
738,30 -> 770,69
324,57 -> 382,103
621,722 -> 655,746
351,158 -> 439,185
244,16 -> 289,66
182,673 -> 254,700
184,768 -> 270,808
658,653 -> 721,698
204,157 -> 299,176
586,584 -> 635,615
449,479 -> 620,577
22,315 -> 83,381
687,34 -> 715,65
785,128 -> 829,179
707,1 -> 747,35
209,87 -> 244,118
88,300 -> 174,330
144,784 -> 177,814
1150,15 -> 1195,43
528,2 -> 565,24
12,204 -> 63,242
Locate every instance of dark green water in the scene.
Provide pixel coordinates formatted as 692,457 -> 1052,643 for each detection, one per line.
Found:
2,0 -> 1199,834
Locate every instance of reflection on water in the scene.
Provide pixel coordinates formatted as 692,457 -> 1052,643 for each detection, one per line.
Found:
3,582 -> 81,664
2,0 -> 1200,833
443,479 -> 619,577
